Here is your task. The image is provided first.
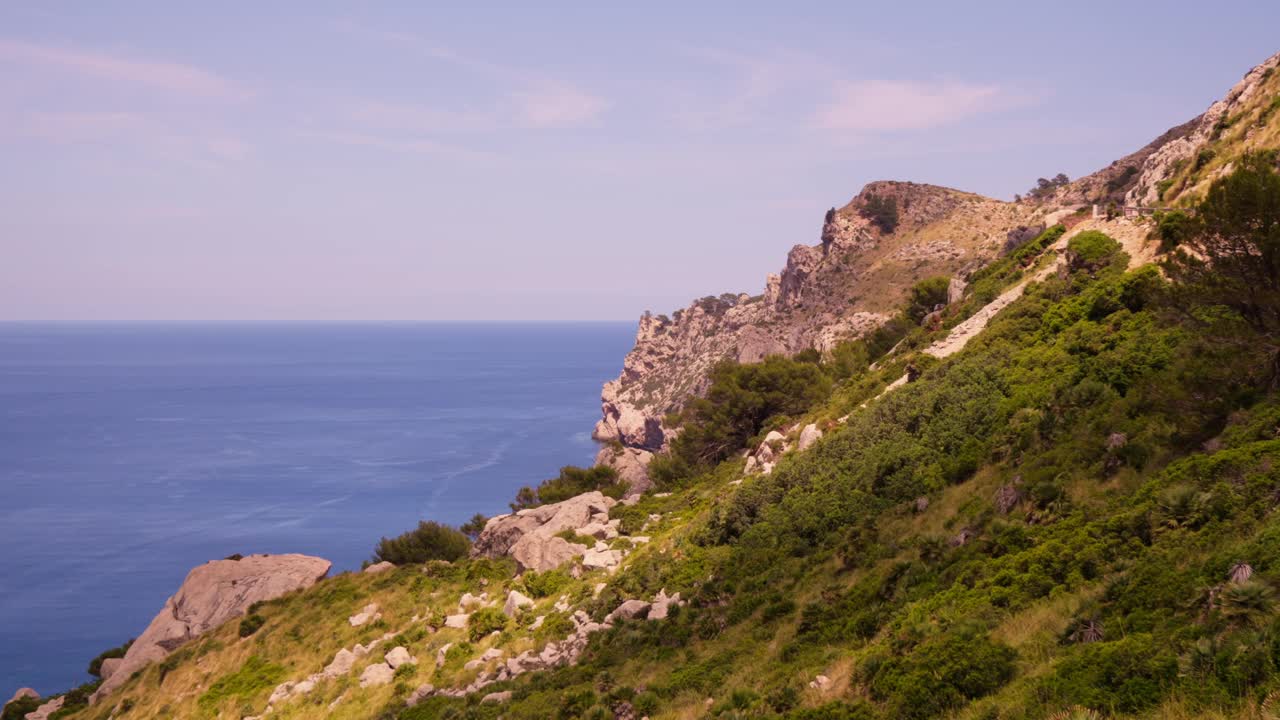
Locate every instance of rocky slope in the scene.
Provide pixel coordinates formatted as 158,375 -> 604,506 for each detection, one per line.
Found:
593,50 -> 1280,490
15,45 -> 1280,720
594,182 -> 1041,481
1055,50 -> 1280,208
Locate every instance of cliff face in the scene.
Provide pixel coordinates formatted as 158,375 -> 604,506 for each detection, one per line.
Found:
1056,50 -> 1280,208
594,181 -> 1039,465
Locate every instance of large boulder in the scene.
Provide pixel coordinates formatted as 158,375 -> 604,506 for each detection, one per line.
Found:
473,492 -> 616,572
593,445 -> 654,495
91,553 -> 331,702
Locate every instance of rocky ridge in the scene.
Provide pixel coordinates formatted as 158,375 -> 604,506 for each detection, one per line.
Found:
594,182 -> 1039,479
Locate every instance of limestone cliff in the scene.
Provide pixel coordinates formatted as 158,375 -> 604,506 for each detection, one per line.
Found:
594,181 -> 1039,470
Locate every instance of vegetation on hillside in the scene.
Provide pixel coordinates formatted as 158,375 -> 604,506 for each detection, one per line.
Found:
50,148 -> 1280,720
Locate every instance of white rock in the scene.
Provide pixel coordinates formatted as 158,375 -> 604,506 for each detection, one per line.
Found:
798,423 -> 823,451
809,674 -> 831,690
445,613 -> 470,629
348,603 -> 380,627
482,690 -> 513,704
385,646 -> 415,669
481,648 -> 504,662
436,643 -> 453,668
322,648 -> 356,678
363,561 -> 395,574
503,590 -> 534,618
530,615 -> 545,630
607,599 -> 651,622
582,548 -> 622,569
359,662 -> 394,688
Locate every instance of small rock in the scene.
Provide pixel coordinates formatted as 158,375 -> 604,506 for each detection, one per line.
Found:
798,423 -> 823,451
363,561 -> 395,574
385,646 -> 415,669
445,613 -> 470,628
6,688 -> 38,707
359,662 -> 394,688
482,690 -> 513,704
406,684 -> 435,706
530,615 -> 545,630
458,592 -> 484,611
481,648 -> 504,662
809,674 -> 831,690
582,548 -> 622,569
503,589 -> 534,617
607,599 -> 651,622
348,603 -> 380,627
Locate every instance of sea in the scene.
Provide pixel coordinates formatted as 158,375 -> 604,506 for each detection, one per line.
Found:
0,322 -> 635,695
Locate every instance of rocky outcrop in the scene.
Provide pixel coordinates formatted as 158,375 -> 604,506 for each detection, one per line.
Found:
6,688 -> 37,707
1055,51 -> 1280,208
23,696 -> 62,720
593,445 -> 654,495
593,181 -> 1036,487
91,553 -> 331,702
472,491 -> 617,572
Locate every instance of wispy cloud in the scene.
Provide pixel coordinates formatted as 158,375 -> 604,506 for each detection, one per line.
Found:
0,39 -> 247,100
509,82 -> 608,129
330,21 -> 608,130
813,80 -> 1003,132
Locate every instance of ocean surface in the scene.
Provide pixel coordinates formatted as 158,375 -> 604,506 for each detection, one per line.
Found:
0,322 -> 635,695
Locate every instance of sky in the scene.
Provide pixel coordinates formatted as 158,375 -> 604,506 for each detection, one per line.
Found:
3,2 -> 1279,322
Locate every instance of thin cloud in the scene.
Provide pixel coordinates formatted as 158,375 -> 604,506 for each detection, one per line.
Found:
509,82 -> 609,129
330,21 -> 607,130
814,79 -> 1003,131
0,39 -> 247,100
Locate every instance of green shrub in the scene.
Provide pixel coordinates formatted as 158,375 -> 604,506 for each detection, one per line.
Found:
522,568 -> 573,599
654,355 -> 832,484
468,607 -> 508,641
1040,634 -> 1178,714
1,696 -> 39,720
868,631 -> 1017,719
1066,231 -> 1123,271
512,465 -> 624,510
861,193 -> 900,233
907,276 -> 951,323
370,520 -> 470,565
196,655 -> 285,713
238,614 -> 266,638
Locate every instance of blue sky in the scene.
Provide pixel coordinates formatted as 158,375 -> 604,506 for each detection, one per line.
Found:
3,1 -> 1278,321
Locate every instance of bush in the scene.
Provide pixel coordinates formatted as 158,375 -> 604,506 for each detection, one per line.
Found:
868,631 -> 1017,719
656,355 -> 832,482
371,521 -> 470,565
907,276 -> 951,323
238,614 -> 266,638
1066,231 -> 1122,272
1040,634 -> 1178,714
2,696 -> 39,720
861,193 -> 900,233
468,607 -> 508,641
523,568 -> 573,599
512,465 -> 624,510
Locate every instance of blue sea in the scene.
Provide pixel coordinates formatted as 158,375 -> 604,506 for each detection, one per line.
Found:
0,322 -> 634,695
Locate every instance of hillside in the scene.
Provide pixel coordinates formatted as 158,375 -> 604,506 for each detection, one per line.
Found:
10,50 -> 1280,720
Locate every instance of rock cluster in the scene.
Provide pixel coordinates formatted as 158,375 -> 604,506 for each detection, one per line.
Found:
472,492 -> 624,572
409,591 -> 685,707
91,553 -> 332,702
